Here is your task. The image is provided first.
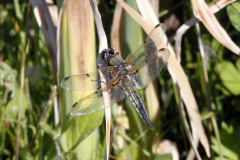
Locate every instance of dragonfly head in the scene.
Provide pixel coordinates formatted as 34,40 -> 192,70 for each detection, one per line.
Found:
101,48 -> 123,66
101,48 -> 115,61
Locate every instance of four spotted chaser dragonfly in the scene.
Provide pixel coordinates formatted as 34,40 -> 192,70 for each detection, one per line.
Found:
61,23 -> 170,128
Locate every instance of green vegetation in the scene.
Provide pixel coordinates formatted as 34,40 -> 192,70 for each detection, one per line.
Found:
0,0 -> 240,159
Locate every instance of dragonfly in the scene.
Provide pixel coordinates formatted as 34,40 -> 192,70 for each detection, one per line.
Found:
61,23 -> 170,128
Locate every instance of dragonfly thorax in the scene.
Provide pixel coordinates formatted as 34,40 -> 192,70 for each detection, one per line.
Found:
118,62 -> 126,69
117,68 -> 129,80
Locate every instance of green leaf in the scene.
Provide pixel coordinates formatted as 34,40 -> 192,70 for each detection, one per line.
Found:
0,62 -> 18,105
214,61 -> 240,95
19,148 -> 34,160
152,154 -> 172,160
70,129 -> 103,160
13,0 -> 23,20
227,1 -> 240,32
60,111 -> 104,154
39,122 -> 58,137
5,87 -> 28,119
211,122 -> 240,160
235,58 -> 240,71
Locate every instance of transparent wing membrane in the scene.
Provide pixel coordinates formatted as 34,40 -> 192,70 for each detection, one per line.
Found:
71,77 -> 125,116
129,48 -> 170,89
60,71 -> 101,91
125,23 -> 166,68
61,66 -> 119,91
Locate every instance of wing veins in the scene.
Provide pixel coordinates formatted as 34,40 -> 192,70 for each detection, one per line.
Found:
125,23 -> 166,67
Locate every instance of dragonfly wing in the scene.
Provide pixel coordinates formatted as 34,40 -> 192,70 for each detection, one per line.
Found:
125,23 -> 167,67
71,77 -> 125,116
61,66 -> 119,91
129,48 -> 170,89
61,70 -> 101,91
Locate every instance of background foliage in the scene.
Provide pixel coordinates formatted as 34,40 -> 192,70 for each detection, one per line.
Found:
0,0 -> 240,160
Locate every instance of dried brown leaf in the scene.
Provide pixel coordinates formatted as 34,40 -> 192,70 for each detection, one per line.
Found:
176,0 -> 237,61
111,3 -> 123,53
192,0 -> 240,55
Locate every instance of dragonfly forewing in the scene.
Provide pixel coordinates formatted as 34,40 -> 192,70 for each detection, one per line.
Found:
125,23 -> 167,68
60,71 -> 101,91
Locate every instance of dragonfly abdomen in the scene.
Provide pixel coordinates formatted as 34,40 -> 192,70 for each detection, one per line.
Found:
123,77 -> 153,128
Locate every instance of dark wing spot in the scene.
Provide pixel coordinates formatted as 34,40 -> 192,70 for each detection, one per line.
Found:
143,40 -> 146,44
86,73 -> 90,77
155,23 -> 160,28
64,76 -> 70,80
145,60 -> 148,63
72,102 -> 78,108
130,69 -> 138,75
159,48 -> 165,51
94,91 -> 99,94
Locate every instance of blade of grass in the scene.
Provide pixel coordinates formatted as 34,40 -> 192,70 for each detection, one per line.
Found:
118,130 -> 151,157
211,116 -> 223,160
195,21 -> 214,159
16,1 -> 31,159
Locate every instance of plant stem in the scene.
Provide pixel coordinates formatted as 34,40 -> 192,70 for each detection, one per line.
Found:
16,1 -> 31,159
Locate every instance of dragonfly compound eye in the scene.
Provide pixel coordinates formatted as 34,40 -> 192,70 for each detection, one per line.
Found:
108,49 -> 115,56
101,49 -> 108,60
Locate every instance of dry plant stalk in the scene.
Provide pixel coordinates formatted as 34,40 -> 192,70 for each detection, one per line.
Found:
90,0 -> 111,159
